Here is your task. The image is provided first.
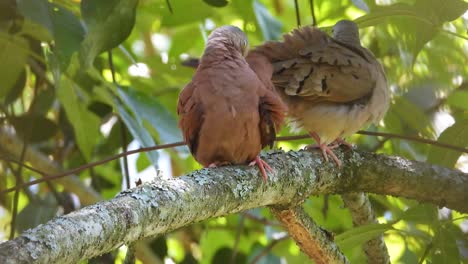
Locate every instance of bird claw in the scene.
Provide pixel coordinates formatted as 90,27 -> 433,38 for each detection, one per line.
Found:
331,138 -> 353,149
207,163 -> 218,168
307,132 -> 343,167
249,156 -> 273,181
306,143 -> 342,167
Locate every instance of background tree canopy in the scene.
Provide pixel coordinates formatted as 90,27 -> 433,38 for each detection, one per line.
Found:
0,0 -> 467,263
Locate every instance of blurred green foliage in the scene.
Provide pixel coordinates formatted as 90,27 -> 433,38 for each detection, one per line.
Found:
0,0 -> 467,263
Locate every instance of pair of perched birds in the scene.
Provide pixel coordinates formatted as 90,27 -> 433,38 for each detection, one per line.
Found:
177,20 -> 389,180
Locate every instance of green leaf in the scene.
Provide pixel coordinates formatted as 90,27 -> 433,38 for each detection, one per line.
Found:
355,0 -> 468,62
3,69 -> 26,105
29,86 -> 55,115
431,226 -> 461,263
446,90 -> 468,110
203,0 -> 229,8
397,247 -> 419,264
168,24 -> 203,59
212,247 -> 246,263
117,86 -> 182,144
56,76 -> 100,161
0,33 -> 28,99
16,0 -> 53,35
415,0 -> 468,23
9,114 -> 58,143
17,194 -> 59,233
427,119 -> 468,168
80,0 -> 138,68
49,3 -> 85,70
136,152 -> 151,172
397,204 -> 438,224
114,101 -> 160,167
335,223 -> 394,250
247,243 -> 281,264
253,0 -> 282,41
160,0 -> 213,26
391,97 -> 434,137
17,0 -> 84,69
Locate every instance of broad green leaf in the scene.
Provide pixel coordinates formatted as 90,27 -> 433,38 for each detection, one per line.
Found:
117,86 -> 182,144
397,204 -> 438,224
49,3 -> 85,70
203,0 -> 229,8
355,3 -> 425,28
427,119 -> 468,168
16,0 -> 53,35
29,86 -> 55,115
415,0 -> 468,23
160,0 -> 213,26
355,0 -> 468,62
0,33 -> 28,99
431,226 -> 461,263
335,223 -> 394,250
80,0 -> 138,68
136,152 -> 151,172
397,247 -> 419,264
17,0 -> 84,69
3,69 -> 26,105
17,194 -> 59,233
391,97 -> 434,137
253,0 -> 282,41
200,229 -> 255,264
168,24 -> 203,59
212,247 -> 246,263
114,101 -> 160,167
446,90 -> 468,110
56,76 -> 100,161
9,114 -> 58,143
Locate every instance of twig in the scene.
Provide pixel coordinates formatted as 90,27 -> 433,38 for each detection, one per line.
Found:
309,0 -> 317,26
108,51 -> 130,190
0,142 -> 185,195
242,212 -> 281,226
120,120 -> 131,189
165,0 -> 173,14
250,234 -> 288,264
294,0 -> 301,26
357,131 -> 468,153
229,214 -> 245,264
9,140 -> 27,239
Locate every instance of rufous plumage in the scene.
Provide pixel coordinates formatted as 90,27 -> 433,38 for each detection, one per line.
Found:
177,25 -> 286,180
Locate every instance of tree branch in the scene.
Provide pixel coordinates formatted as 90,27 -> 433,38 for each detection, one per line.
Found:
0,149 -> 466,263
270,206 -> 349,263
341,193 -> 390,264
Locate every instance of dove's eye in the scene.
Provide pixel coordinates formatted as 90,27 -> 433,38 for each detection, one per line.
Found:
239,39 -> 249,56
242,39 -> 248,48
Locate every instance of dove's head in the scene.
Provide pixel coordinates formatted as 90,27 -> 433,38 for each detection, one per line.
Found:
332,20 -> 361,46
208,25 -> 249,56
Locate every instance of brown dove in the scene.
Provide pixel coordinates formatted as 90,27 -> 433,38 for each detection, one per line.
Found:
248,20 -> 389,166
177,25 -> 286,180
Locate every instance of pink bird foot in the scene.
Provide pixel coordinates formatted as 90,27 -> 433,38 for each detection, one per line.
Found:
331,138 -> 353,149
249,156 -> 274,181
306,132 -> 342,167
